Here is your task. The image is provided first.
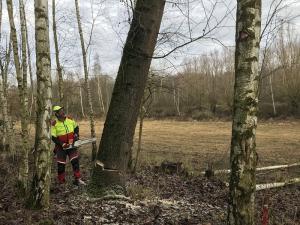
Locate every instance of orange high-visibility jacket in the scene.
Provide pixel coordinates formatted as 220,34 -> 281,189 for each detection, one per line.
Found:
51,117 -> 78,144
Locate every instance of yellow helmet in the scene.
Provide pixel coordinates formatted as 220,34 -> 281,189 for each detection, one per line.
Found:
53,105 -> 63,112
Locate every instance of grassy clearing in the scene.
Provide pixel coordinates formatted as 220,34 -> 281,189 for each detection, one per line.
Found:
77,119 -> 300,173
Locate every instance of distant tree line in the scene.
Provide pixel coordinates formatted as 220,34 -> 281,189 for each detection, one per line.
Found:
6,27 -> 300,121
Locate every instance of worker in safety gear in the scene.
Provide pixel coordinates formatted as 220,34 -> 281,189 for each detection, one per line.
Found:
51,105 -> 86,186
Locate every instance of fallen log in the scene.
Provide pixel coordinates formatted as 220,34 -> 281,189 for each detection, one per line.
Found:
224,178 -> 300,190
201,162 -> 300,175
256,178 -> 300,191
256,162 -> 300,171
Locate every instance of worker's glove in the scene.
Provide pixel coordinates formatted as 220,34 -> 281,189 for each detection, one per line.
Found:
74,133 -> 79,141
62,143 -> 70,149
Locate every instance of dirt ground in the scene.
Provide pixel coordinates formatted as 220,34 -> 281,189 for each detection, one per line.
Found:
1,120 -> 299,225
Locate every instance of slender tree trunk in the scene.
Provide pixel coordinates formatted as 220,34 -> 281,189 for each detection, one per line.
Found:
269,74 -> 276,116
89,0 -> 166,197
74,0 -> 97,160
27,0 -> 52,209
0,0 -> 5,151
177,86 -> 180,115
2,37 -> 9,98
133,105 -> 145,173
0,80 -> 4,150
96,75 -> 105,115
105,77 -> 110,114
227,0 -> 261,225
19,0 -> 30,192
172,79 -> 180,116
28,57 -> 35,118
79,83 -> 85,117
52,0 -> 63,103
27,50 -> 35,118
23,4 -> 35,118
211,74 -> 217,114
7,0 -> 30,193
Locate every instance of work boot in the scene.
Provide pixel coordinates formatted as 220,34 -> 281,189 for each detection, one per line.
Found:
73,178 -> 86,186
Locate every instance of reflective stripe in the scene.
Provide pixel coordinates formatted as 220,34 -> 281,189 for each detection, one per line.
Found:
69,151 -> 79,161
70,155 -> 78,161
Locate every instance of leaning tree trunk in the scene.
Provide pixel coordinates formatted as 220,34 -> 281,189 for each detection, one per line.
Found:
74,0 -> 97,160
227,0 -> 262,225
52,0 -> 63,104
7,0 -> 30,193
89,0 -> 166,197
27,0 -> 52,209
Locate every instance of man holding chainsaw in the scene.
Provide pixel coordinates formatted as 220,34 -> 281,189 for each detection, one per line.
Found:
51,105 -> 86,186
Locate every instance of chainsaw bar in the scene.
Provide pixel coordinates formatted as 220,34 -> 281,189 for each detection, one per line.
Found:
65,138 -> 97,149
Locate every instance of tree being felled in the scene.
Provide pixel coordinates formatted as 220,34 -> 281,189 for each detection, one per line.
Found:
89,0 -> 166,197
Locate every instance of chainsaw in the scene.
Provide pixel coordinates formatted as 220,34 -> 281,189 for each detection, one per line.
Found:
64,137 -> 97,150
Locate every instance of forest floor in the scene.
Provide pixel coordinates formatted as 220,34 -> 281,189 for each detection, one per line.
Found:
1,120 -> 299,225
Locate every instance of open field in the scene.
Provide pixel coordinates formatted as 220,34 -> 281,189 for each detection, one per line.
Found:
78,119 -> 300,173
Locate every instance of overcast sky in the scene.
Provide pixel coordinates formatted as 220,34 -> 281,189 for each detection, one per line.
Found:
1,0 -> 300,81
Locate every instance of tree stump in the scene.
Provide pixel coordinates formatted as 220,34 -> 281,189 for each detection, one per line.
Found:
88,161 -> 126,197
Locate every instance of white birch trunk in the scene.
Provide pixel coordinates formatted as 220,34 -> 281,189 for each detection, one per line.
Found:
7,0 -> 30,192
28,0 -> 52,209
227,0 -> 262,224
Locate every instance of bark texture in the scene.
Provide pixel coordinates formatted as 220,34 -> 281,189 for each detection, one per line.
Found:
227,0 -> 262,224
28,0 -> 52,209
7,0 -> 30,193
90,0 -> 166,196
74,0 -> 97,160
19,0 -> 30,193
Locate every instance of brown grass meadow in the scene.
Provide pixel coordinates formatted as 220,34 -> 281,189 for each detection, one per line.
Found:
77,119 -> 300,173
